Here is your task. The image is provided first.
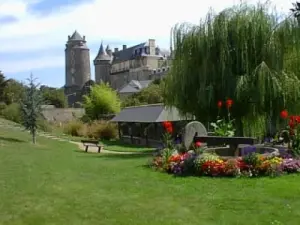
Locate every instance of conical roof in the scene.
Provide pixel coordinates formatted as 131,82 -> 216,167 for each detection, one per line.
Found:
106,45 -> 111,52
69,30 -> 83,41
94,42 -> 111,61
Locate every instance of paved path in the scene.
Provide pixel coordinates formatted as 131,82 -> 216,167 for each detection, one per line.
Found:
0,120 -> 140,154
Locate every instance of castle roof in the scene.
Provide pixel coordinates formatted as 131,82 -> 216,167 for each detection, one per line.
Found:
112,42 -> 146,63
69,30 -> 84,41
94,42 -> 111,61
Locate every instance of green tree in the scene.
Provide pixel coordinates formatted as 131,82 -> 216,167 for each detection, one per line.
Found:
41,86 -> 67,108
3,79 -> 25,104
20,74 -> 44,144
83,83 -> 121,120
122,81 -> 164,107
164,2 -> 300,137
0,71 -> 11,102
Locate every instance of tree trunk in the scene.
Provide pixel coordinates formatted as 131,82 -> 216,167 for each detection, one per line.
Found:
32,129 -> 36,144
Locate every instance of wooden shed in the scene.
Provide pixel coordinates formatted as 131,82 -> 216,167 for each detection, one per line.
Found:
111,104 -> 194,147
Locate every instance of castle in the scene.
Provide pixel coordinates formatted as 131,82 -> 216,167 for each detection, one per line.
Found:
64,31 -> 171,106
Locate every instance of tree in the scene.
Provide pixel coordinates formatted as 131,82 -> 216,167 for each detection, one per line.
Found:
82,83 -> 121,120
122,80 -> 165,107
2,79 -> 25,104
164,2 -> 300,137
40,86 -> 67,108
20,74 -> 44,144
291,1 -> 300,21
0,71 -> 11,102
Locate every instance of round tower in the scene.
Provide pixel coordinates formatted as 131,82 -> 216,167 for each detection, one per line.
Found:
94,42 -> 112,84
65,31 -> 91,88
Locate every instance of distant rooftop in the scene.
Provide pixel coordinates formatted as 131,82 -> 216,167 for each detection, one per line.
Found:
118,80 -> 152,93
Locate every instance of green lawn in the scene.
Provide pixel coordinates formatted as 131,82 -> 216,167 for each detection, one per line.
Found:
1,127 -> 300,225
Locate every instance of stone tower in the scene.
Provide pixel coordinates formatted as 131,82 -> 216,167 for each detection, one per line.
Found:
65,31 -> 91,89
94,42 -> 111,84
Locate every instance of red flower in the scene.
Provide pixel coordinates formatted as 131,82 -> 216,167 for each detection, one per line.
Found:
226,99 -> 233,108
195,141 -> 201,148
162,121 -> 173,134
280,110 -> 288,119
217,101 -> 222,108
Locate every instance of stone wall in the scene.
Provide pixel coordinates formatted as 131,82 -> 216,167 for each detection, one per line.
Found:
41,108 -> 85,123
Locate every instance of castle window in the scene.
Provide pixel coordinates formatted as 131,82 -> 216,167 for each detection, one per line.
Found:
144,47 -> 148,54
139,48 -> 142,54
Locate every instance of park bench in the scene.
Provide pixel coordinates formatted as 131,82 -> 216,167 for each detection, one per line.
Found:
193,136 -> 257,156
81,140 -> 104,153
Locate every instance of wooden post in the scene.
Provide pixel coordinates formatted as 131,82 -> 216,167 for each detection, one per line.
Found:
129,123 -> 133,144
118,122 -> 121,139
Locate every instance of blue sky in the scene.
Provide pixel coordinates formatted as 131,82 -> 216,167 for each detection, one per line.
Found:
0,0 -> 292,87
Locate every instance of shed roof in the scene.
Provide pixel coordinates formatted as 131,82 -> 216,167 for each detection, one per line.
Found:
111,104 -> 194,123
118,80 -> 152,93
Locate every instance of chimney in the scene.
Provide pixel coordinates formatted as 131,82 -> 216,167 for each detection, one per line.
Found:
123,45 -> 127,50
114,48 -> 119,52
83,36 -> 86,41
148,39 -> 156,55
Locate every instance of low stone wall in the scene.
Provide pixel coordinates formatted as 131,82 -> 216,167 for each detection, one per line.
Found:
41,108 -> 85,123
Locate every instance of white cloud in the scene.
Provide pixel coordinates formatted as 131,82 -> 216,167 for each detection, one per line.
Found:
0,0 -> 294,73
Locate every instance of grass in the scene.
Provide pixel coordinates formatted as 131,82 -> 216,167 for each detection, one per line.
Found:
2,127 -> 300,224
0,118 -> 154,153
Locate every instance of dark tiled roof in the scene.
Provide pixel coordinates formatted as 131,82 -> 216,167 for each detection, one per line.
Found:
94,43 -> 111,61
118,80 -> 152,93
111,104 -> 193,123
69,30 -> 83,41
112,42 -> 146,63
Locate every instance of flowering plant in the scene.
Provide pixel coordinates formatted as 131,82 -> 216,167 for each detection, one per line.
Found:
150,150 -> 300,177
210,99 -> 235,137
278,110 -> 300,157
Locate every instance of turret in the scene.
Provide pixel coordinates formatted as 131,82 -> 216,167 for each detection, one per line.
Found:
94,42 -> 111,84
65,30 -> 91,88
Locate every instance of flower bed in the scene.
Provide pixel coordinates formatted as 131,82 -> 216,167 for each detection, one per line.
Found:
150,150 -> 300,177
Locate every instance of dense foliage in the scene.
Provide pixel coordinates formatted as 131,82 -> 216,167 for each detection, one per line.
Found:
20,74 -> 44,144
122,80 -> 164,107
164,2 -> 300,137
82,83 -> 121,120
40,86 -> 67,108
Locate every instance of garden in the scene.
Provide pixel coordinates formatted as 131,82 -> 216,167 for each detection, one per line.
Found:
150,100 -> 300,178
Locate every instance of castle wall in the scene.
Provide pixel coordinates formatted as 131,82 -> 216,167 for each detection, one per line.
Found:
95,63 -> 110,84
76,48 -> 91,86
41,108 -> 85,123
65,44 -> 91,88
110,68 -> 152,90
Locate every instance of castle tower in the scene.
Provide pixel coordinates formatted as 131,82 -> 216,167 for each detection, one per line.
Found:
94,42 -> 111,84
65,31 -> 91,88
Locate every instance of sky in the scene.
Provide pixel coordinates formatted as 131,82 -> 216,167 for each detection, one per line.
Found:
0,0 -> 294,87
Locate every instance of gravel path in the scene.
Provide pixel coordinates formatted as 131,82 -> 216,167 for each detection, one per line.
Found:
0,121 -> 141,154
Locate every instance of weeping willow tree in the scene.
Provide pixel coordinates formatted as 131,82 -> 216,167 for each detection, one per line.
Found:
164,2 -> 300,137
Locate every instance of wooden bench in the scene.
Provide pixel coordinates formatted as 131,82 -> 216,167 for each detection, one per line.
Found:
193,136 -> 257,156
81,140 -> 104,153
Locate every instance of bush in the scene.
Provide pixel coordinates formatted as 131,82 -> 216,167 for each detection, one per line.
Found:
62,120 -> 118,140
0,102 -> 7,114
1,103 -> 22,123
63,120 -> 85,136
97,121 -> 118,140
37,119 -> 53,133
86,121 -> 118,140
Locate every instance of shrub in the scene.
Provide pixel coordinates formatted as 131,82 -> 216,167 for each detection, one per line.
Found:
37,119 -> 53,132
87,121 -> 117,140
1,103 -> 22,123
98,122 -> 117,140
63,120 -> 84,136
0,102 -> 7,114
